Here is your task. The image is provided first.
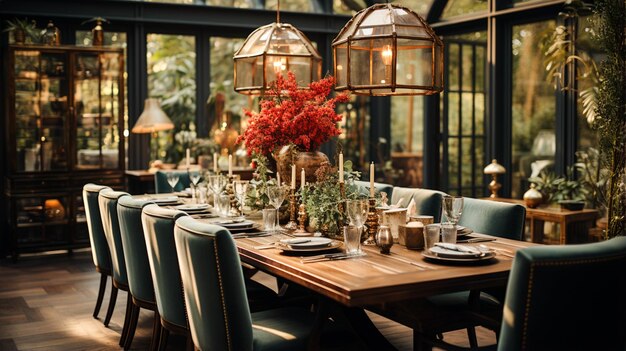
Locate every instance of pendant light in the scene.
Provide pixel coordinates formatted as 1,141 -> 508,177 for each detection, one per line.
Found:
233,1 -> 322,95
332,3 -> 444,96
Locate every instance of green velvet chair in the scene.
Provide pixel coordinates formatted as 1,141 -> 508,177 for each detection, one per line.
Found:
98,189 -> 134,347
174,216 -> 329,351
117,195 -> 160,350
154,170 -> 190,193
498,237 -> 626,351
82,184 -> 116,325
353,180 -> 394,200
457,198 -> 526,240
141,204 -> 192,350
389,186 -> 446,222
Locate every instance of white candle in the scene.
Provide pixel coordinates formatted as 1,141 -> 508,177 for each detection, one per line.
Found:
228,154 -> 233,177
186,148 -> 191,169
213,152 -> 218,173
301,168 -> 306,188
370,162 -> 375,197
339,152 -> 344,183
291,164 -> 296,189
277,172 -> 281,186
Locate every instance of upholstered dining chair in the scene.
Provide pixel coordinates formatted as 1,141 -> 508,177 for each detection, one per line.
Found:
82,183 -> 116,325
117,195 -> 160,350
457,198 -> 526,241
141,204 -> 191,350
174,216 -> 354,351
154,170 -> 190,193
498,236 -> 626,351
98,189 -> 135,348
353,180 -> 394,200
390,187 -> 446,222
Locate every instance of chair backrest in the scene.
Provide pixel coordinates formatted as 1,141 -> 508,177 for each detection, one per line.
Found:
82,183 -> 113,272
141,204 -> 188,328
390,187 -> 446,222
155,170 -> 191,193
117,195 -> 156,305
498,237 -> 626,351
98,189 -> 130,287
174,216 -> 253,351
457,198 -> 526,240
353,180 -> 394,200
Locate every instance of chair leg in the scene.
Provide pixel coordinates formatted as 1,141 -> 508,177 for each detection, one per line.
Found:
93,272 -> 108,319
123,303 -> 141,350
119,294 -> 133,347
413,330 -> 433,351
103,278 -> 118,327
157,326 -> 169,351
149,311 -> 161,351
186,333 -> 194,351
467,327 -> 478,350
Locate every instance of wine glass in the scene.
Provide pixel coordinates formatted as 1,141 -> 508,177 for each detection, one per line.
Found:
346,199 -> 368,244
189,171 -> 202,202
442,195 -> 464,226
233,180 -> 249,216
208,175 -> 227,207
267,184 -> 289,230
166,172 -> 179,193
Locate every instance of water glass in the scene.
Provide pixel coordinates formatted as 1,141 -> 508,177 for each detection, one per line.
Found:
442,195 -> 464,225
424,224 -> 440,250
216,193 -> 231,217
262,208 -> 278,231
166,173 -> 179,192
343,225 -> 362,255
441,222 -> 457,244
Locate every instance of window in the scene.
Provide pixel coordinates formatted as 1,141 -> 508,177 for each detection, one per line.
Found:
511,21 -> 557,198
441,0 -> 488,19
147,33 -> 196,163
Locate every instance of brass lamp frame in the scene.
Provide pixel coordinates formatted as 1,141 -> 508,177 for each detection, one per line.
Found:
332,3 -> 444,96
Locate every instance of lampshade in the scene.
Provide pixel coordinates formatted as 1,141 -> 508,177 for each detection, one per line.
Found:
233,22 -> 322,95
484,159 -> 506,175
332,3 -> 444,96
131,98 -> 174,134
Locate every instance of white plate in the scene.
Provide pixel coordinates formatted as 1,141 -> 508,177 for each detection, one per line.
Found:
280,237 -> 332,249
422,250 -> 496,263
277,240 -> 343,253
429,245 -> 483,258
175,204 -> 210,211
150,196 -> 180,204
213,220 -> 255,229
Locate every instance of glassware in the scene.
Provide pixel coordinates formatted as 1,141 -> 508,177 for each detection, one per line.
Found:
441,222 -> 457,244
189,171 -> 202,203
216,193 -> 231,217
375,225 -> 393,254
266,185 -> 289,229
346,199 -> 368,244
166,173 -> 179,193
233,180 -> 249,215
442,195 -> 464,225
262,208 -> 278,231
208,175 -> 227,207
343,224 -> 361,255
424,224 -> 440,250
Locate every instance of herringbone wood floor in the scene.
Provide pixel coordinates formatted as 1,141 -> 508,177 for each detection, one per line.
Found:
0,250 -> 496,350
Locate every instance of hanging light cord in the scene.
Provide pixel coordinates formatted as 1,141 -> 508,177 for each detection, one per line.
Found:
276,0 -> 280,23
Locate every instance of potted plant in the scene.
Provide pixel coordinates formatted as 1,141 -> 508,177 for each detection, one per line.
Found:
4,18 -> 38,44
528,169 -> 587,209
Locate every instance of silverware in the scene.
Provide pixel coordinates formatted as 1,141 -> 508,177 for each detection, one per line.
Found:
231,232 -> 271,239
300,252 -> 347,261
300,253 -> 365,264
457,237 -> 496,243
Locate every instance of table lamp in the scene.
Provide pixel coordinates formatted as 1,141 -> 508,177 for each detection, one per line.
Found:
484,159 -> 506,198
131,98 -> 174,165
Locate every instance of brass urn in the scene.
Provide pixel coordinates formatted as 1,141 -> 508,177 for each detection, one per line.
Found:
523,184 -> 543,208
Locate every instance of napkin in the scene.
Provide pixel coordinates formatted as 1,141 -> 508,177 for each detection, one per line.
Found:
406,198 -> 416,221
434,243 -> 482,255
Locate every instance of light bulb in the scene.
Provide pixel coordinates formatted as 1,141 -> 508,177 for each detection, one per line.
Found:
381,45 -> 393,66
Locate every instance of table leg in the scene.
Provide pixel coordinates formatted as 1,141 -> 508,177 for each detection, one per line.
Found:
341,306 -> 397,351
560,219 -> 567,245
531,219 -> 545,243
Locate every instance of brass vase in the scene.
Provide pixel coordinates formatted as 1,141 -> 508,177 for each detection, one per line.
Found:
273,145 -> 329,187
523,184 -> 543,208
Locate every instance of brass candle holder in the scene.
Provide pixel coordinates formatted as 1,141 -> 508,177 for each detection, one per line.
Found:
364,197 -> 379,245
226,175 -> 239,216
338,181 -> 346,218
284,189 -> 299,231
294,204 -> 308,235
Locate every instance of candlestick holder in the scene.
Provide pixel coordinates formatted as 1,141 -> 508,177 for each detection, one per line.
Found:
294,204 -> 309,235
364,197 -> 379,245
338,181 -> 346,218
284,190 -> 299,231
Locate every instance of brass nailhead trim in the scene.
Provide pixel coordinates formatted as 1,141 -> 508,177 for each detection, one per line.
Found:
213,238 -> 232,351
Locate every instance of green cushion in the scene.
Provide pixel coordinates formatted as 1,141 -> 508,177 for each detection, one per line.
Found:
353,180 -> 393,199
82,184 -> 112,272
498,237 -> 626,351
155,170 -> 191,193
98,189 -> 130,286
142,204 -> 189,328
390,187 -> 446,222
457,198 -> 525,240
117,195 -> 156,304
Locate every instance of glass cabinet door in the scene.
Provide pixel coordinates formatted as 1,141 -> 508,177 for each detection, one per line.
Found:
74,52 -> 121,170
14,50 -> 69,172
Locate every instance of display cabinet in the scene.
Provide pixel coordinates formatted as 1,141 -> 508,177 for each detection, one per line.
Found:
3,45 -> 125,259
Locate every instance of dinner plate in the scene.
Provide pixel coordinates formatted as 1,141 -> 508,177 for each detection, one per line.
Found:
422,249 -> 496,263
277,240 -> 342,253
212,220 -> 256,231
280,238 -> 333,249
175,204 -> 210,212
429,245 -> 483,258
149,196 -> 180,204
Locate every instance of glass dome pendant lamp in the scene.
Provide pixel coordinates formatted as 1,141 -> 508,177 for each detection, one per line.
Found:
332,3 -> 444,96
233,0 -> 322,95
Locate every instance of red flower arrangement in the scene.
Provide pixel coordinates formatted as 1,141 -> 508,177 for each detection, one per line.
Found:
237,71 -> 349,156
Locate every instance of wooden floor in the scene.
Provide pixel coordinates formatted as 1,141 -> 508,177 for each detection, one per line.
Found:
0,250 -> 496,350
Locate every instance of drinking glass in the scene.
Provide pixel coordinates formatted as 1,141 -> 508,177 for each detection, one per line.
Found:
346,199 -> 368,247
189,171 -> 202,202
166,173 -> 179,192
424,224 -> 440,250
441,222 -> 457,244
233,180 -> 249,215
442,195 -> 464,226
343,225 -> 361,255
262,208 -> 278,231
208,175 -> 227,207
266,185 -> 289,229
